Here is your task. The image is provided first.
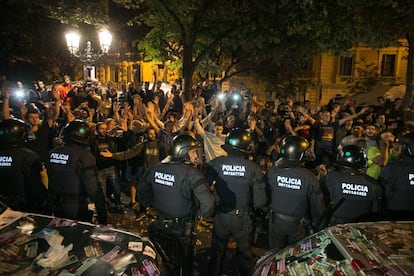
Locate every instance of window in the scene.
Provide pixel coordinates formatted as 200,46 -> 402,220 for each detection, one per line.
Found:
113,66 -> 119,83
381,54 -> 396,77
338,56 -> 353,76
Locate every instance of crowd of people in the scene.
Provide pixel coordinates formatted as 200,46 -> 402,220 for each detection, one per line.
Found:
1,74 -> 414,275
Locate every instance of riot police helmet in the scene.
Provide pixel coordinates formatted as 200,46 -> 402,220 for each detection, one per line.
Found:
398,132 -> 414,157
171,134 -> 201,161
280,135 -> 309,161
222,128 -> 252,154
336,145 -> 367,169
61,120 -> 92,145
0,118 -> 29,148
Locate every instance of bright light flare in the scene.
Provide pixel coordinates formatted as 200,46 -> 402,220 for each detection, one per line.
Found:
99,29 -> 112,54
65,32 -> 80,55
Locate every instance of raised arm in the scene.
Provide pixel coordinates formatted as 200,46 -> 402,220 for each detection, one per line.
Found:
336,106 -> 369,126
372,132 -> 393,167
1,85 -> 12,119
52,87 -> 62,122
297,106 -> 316,125
194,116 -> 205,136
177,102 -> 194,131
145,101 -> 161,133
62,102 -> 75,123
43,88 -> 62,128
132,95 -> 146,121
101,139 -> 145,161
160,92 -> 173,120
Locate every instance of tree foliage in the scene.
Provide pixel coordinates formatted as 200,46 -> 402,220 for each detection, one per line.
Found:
119,0 -> 254,100
44,0 -> 109,27
116,0 -> 334,99
0,0 -> 78,82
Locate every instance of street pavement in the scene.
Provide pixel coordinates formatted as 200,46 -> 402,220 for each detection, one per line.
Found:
105,181 -> 268,275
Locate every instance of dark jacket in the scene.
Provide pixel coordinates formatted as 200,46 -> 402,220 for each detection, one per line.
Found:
139,162 -> 215,219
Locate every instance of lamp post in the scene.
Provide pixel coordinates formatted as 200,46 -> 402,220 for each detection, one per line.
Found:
65,29 -> 112,80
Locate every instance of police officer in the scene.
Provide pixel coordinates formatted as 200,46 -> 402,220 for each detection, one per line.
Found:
267,135 -> 325,250
206,128 -> 267,276
379,132 -> 414,219
47,120 -> 107,225
0,118 -> 48,212
324,145 -> 383,225
138,134 -> 215,275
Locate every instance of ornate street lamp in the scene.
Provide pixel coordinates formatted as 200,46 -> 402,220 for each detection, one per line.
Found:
65,29 -> 112,79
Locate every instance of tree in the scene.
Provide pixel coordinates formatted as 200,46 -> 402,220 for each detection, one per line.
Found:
125,0 -> 336,100
0,0 -> 79,82
360,0 -> 414,106
41,0 -> 367,101
121,0 -> 257,100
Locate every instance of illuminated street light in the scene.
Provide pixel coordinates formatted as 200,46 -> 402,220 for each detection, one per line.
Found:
65,29 -> 112,79
99,29 -> 112,54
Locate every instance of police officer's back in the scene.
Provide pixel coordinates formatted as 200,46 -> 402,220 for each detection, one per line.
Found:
325,145 -> 383,225
267,136 -> 325,250
0,119 -> 47,212
138,134 -> 215,275
139,134 -> 214,219
380,132 -> 414,219
47,120 -> 107,224
206,128 -> 267,276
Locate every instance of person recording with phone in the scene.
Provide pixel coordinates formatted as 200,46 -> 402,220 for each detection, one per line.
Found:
366,131 -> 396,180
225,91 -> 242,117
4,80 -> 27,119
2,81 -> 62,190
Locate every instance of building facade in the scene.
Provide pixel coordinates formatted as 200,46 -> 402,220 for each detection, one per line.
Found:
308,41 -> 408,106
91,41 -> 409,106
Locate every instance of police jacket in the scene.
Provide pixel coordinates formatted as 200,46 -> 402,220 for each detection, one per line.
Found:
0,146 -> 46,211
138,161 -> 215,219
325,168 -> 382,223
47,143 -> 107,224
267,160 -> 325,221
380,157 -> 414,212
206,155 -> 267,213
